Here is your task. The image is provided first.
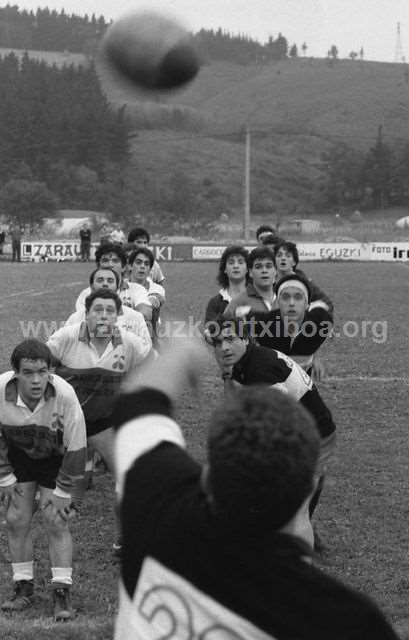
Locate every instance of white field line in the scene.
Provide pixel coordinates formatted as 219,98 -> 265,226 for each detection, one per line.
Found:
0,281 -> 83,307
325,375 -> 409,384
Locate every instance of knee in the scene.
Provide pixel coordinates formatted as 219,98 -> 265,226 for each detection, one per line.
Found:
6,506 -> 31,533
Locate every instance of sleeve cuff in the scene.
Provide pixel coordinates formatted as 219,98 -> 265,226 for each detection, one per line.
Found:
53,487 -> 72,500
0,473 -> 18,487
113,388 -> 173,431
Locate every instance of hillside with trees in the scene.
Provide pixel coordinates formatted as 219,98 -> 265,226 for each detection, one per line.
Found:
2,5 -> 409,234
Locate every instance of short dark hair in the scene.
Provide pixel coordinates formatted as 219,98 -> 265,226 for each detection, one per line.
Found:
217,245 -> 249,288
127,227 -> 150,243
248,246 -> 275,268
128,246 -> 154,269
89,267 -> 120,289
95,243 -> 127,268
206,314 -> 251,344
274,240 -> 299,267
207,386 -> 320,532
11,339 -> 52,371
84,289 -> 122,313
275,273 -> 311,303
256,224 -> 275,239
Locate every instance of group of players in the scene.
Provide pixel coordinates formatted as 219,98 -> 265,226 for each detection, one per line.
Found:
0,224 -> 400,638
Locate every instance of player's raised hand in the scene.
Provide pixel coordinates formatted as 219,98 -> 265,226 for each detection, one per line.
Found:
121,335 -> 211,400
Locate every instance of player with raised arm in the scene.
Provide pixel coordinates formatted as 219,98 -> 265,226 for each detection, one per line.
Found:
112,338 -> 399,640
0,340 -> 86,621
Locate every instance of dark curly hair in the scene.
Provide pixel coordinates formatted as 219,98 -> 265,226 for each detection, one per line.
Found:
95,243 -> 127,268
248,246 -> 275,268
84,288 -> 122,313
274,240 -> 299,268
11,340 -> 52,371
207,386 -> 319,533
216,245 -> 249,288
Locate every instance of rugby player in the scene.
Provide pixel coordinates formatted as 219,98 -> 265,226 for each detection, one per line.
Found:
256,274 -> 333,377
204,245 -> 249,325
66,266 -> 151,351
0,340 -> 86,621
127,227 -> 165,285
47,289 -> 150,473
223,247 -> 277,319
128,247 -> 165,345
112,338 -> 399,640
74,243 -> 152,322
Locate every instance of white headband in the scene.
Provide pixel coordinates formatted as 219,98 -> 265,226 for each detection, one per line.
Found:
277,279 -> 309,301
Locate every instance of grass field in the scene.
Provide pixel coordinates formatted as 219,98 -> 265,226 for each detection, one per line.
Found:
0,260 -> 409,639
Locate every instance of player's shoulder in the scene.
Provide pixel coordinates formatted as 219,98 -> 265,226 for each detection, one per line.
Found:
0,370 -> 16,389
148,280 -> 165,296
121,305 -> 144,321
48,372 -> 81,401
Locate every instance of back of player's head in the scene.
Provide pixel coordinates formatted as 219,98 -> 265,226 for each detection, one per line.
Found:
89,267 -> 120,288
206,314 -> 251,345
11,339 -> 52,371
276,273 -> 311,303
127,227 -> 150,243
217,245 -> 249,287
256,224 -> 275,240
248,246 -> 275,268
128,246 -> 155,268
95,242 -> 127,267
274,240 -> 299,267
207,387 -> 320,533
85,288 -> 122,313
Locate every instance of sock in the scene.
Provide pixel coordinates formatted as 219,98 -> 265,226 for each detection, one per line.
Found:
51,567 -> 72,586
12,561 -> 34,582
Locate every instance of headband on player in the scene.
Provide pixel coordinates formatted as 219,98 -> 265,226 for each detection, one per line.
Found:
277,279 -> 309,301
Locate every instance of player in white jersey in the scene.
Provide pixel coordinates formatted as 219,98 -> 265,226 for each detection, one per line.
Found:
74,243 -> 152,322
67,266 -> 151,351
127,226 -> 165,285
0,340 -> 86,621
48,289 -> 150,473
128,247 -> 165,345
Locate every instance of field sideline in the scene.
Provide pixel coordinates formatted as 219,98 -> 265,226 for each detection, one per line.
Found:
0,260 -> 409,639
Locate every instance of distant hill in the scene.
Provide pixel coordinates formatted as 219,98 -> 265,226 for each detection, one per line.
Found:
97,56 -> 409,218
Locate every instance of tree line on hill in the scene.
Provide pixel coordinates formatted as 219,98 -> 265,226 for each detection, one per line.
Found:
0,5 -> 107,55
324,125 -> 409,210
0,51 -> 132,228
0,5 -> 298,64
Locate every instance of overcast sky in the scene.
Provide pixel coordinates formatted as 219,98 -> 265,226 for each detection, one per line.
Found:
12,0 -> 409,62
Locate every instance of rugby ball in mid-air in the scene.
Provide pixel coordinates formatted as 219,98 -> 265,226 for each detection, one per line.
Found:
101,10 -> 200,91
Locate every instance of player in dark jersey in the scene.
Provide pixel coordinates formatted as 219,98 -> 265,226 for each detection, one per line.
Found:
112,338 -> 399,640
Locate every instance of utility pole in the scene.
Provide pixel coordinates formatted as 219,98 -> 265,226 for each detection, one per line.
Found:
243,126 -> 251,241
395,22 -> 405,62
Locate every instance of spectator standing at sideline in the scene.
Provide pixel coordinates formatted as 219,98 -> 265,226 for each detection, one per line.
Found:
0,229 -> 5,254
113,338 -> 399,640
10,224 -> 22,262
79,223 -> 91,262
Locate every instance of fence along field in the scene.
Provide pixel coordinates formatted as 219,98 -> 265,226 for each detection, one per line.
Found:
0,260 -> 408,639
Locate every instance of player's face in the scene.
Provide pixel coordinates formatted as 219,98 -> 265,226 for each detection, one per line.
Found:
250,257 -> 276,289
278,287 -> 308,322
275,248 -> 296,274
86,298 -> 118,337
131,254 -> 151,283
98,253 -> 123,278
224,254 -> 247,283
15,359 -> 50,407
214,328 -> 247,367
92,269 -> 118,292
133,236 -> 149,248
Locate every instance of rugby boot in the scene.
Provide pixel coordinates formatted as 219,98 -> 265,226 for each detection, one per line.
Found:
52,583 -> 73,622
1,580 -> 34,611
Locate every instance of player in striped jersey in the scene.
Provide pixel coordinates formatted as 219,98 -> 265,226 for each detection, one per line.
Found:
210,317 -> 336,520
0,340 -> 86,621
